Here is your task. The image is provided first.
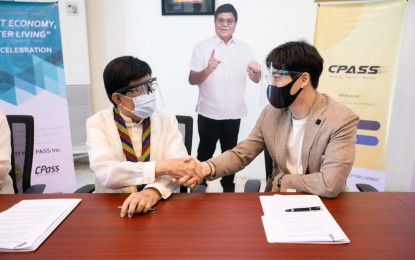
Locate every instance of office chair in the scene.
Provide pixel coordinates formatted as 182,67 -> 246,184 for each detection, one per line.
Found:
356,183 -> 378,192
6,115 -> 46,193
244,179 -> 261,192
74,183 -> 95,193
176,115 -> 193,156
190,184 -> 206,193
175,115 -> 198,193
264,148 -> 273,182
260,148 -> 276,192
243,149 -> 272,193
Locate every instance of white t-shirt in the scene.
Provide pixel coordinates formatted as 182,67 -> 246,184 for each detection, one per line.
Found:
286,116 -> 308,175
190,35 -> 255,120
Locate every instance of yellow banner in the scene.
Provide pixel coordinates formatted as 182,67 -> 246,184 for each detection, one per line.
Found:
315,0 -> 408,190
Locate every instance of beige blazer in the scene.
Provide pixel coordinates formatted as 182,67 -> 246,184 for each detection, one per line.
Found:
208,92 -> 359,198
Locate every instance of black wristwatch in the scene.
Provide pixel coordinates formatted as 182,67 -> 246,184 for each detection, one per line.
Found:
277,175 -> 284,188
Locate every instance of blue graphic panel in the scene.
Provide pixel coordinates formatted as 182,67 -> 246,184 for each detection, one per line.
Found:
0,2 -> 65,105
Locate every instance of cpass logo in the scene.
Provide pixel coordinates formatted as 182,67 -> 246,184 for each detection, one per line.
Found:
35,165 -> 60,174
328,65 -> 380,74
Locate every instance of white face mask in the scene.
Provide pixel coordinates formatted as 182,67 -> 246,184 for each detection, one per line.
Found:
124,93 -> 156,119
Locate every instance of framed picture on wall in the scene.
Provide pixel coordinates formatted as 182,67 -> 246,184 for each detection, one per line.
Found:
162,0 -> 215,16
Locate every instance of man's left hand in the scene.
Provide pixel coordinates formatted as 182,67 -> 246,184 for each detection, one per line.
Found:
120,188 -> 161,218
247,60 -> 261,74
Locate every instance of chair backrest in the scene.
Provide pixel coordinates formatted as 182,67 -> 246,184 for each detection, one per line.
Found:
356,183 -> 379,192
176,115 -> 193,155
244,179 -> 261,192
176,115 -> 193,193
264,148 -> 273,180
190,184 -> 206,193
6,115 -> 35,193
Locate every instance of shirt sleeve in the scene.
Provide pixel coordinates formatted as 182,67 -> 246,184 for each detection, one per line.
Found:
144,113 -> 189,199
189,42 -> 205,72
0,111 -> 12,193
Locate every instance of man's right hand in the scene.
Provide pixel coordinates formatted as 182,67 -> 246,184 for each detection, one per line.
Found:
188,49 -> 221,85
180,158 -> 214,188
206,49 -> 221,73
155,157 -> 204,186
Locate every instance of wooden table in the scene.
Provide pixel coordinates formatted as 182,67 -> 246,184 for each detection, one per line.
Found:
0,192 -> 414,259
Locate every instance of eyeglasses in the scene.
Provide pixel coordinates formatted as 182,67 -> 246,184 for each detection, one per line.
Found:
215,18 -> 236,26
117,77 -> 158,96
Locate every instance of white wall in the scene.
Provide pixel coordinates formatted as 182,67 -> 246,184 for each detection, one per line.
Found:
56,0 -> 92,154
57,0 -> 90,85
386,0 -> 415,191
85,0 -> 415,191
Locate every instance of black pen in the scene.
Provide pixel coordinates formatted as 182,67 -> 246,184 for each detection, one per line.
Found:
118,206 -> 157,211
285,206 -> 321,212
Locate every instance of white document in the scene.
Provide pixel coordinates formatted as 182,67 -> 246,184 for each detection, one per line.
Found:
260,195 -> 350,244
0,198 -> 81,252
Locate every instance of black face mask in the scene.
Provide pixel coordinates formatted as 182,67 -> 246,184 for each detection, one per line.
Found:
267,74 -> 302,109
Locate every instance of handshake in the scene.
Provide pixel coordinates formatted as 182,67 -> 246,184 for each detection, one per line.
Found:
155,156 -> 212,189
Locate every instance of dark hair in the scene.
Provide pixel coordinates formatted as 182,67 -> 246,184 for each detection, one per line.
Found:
266,41 -> 324,88
103,56 -> 152,106
214,4 -> 238,22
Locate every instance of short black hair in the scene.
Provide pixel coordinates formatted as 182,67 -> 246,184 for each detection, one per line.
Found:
266,41 -> 324,89
214,4 -> 237,22
103,56 -> 152,106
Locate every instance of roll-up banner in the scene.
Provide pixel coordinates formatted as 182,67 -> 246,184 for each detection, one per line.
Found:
0,1 -> 76,193
315,0 -> 408,191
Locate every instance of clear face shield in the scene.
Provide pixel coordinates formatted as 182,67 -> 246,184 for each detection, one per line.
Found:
117,77 -> 165,110
265,62 -> 303,109
117,77 -> 158,96
265,62 -> 302,87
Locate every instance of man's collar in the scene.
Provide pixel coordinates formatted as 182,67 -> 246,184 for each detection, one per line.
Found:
214,35 -> 236,45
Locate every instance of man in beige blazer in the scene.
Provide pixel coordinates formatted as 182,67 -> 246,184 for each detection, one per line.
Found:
195,41 -> 359,198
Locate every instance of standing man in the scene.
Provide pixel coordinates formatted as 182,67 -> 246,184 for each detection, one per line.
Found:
188,3 -> 261,192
